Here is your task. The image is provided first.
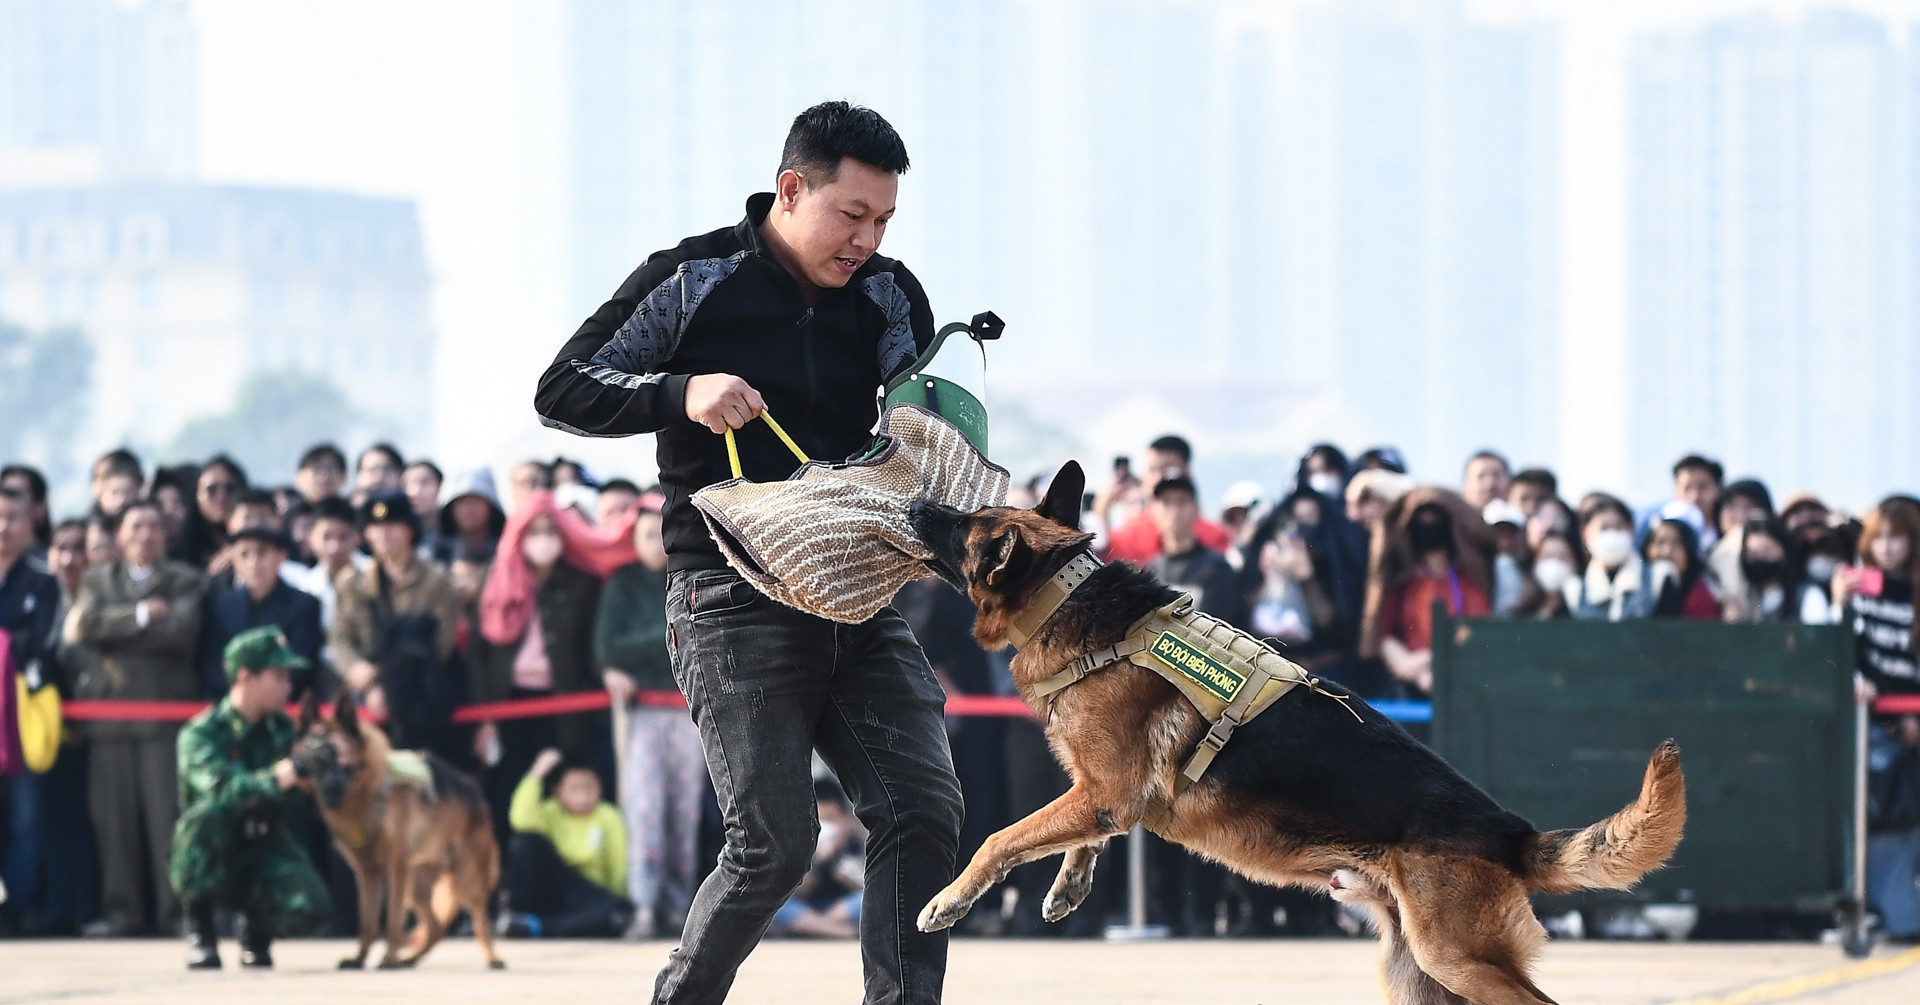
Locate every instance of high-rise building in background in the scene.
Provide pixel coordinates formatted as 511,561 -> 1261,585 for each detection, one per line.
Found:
1630,11 -> 1917,506
530,0 -> 1559,486
0,0 -> 434,478
0,0 -> 198,184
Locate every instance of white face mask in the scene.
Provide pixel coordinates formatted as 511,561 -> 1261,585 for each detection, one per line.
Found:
1805,555 -> 1839,585
1533,557 -> 1574,592
1588,529 -> 1634,568
1308,472 -> 1343,497
521,532 -> 564,568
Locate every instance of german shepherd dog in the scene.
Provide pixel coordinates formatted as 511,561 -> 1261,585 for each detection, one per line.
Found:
292,690 -> 505,970
908,462 -> 1686,1005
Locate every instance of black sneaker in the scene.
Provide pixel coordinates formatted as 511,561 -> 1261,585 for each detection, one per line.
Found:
185,902 -> 221,970
239,944 -> 273,969
186,939 -> 222,970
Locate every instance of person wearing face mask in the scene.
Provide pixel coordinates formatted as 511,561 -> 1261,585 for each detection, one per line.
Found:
1706,479 -> 1776,620
1640,519 -> 1718,620
1721,517 -> 1830,624
1513,532 -> 1577,619
472,490 -> 637,858
1565,497 -> 1653,622
1359,489 -> 1494,697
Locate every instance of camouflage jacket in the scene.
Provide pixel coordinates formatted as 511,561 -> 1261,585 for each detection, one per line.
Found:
176,697 -> 296,818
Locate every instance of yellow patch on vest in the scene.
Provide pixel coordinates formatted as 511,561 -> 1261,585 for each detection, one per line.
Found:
1149,631 -> 1244,703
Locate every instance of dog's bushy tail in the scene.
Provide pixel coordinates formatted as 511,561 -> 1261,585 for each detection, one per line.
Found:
1521,741 -> 1685,895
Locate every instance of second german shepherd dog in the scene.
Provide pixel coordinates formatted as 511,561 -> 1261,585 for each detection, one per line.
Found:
292,690 -> 505,970
908,461 -> 1685,1005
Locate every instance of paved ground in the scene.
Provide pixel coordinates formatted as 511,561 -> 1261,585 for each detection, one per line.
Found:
2,937 -> 1916,1004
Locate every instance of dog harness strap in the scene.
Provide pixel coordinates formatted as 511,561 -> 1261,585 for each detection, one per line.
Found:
1006,551 -> 1104,649
721,409 -> 811,480
1178,660 -> 1276,787
1032,635 -> 1151,703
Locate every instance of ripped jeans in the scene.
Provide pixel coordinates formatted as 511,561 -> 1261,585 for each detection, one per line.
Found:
651,568 -> 963,1005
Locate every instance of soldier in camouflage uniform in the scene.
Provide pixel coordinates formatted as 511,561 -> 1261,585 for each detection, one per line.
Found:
171,625 -> 331,970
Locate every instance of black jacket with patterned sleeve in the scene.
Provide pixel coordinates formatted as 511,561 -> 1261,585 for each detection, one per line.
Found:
535,192 -> 936,572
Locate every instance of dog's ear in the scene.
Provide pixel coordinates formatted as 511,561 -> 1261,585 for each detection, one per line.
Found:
1037,461 -> 1085,530
334,689 -> 361,738
984,527 -> 1035,589
296,689 -> 321,734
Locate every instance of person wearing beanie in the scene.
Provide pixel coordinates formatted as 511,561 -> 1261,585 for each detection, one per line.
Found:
329,492 -> 460,726
172,626 -> 331,970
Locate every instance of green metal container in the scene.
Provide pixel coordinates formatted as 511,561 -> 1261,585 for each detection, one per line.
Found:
883,311 -> 1002,457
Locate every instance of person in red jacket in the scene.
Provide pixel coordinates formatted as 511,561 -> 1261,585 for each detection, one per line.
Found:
1102,435 -> 1231,564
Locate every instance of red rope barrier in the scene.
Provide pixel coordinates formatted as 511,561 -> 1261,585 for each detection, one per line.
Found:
60,690 -> 1041,724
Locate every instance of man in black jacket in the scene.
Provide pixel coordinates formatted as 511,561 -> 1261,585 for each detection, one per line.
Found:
196,528 -> 324,699
536,102 -> 962,1005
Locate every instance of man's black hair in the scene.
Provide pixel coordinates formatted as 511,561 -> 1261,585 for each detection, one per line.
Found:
95,448 -> 144,483
1152,474 -> 1199,501
405,459 -> 444,484
299,443 -> 347,472
600,478 -> 642,497
106,498 -> 162,535
1464,449 -> 1510,475
1672,454 -> 1724,484
233,488 -> 279,512
357,442 -> 404,473
1511,468 -> 1558,495
202,453 -> 249,488
51,517 -> 87,539
309,496 -> 356,526
0,464 -> 48,503
778,101 -> 910,183
1147,435 -> 1193,464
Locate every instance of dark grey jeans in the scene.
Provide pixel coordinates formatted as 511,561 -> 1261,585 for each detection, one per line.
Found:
653,569 -> 964,1005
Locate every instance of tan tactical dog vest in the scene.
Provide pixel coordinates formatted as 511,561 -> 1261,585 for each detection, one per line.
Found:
691,404 -> 1010,624
1022,558 -> 1360,814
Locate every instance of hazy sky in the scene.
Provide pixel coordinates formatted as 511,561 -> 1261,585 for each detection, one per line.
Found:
191,0 -> 1920,495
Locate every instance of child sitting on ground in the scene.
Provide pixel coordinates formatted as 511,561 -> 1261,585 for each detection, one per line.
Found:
496,748 -> 633,938
768,777 -> 866,939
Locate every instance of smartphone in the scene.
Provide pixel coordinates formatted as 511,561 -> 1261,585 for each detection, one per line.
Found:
1113,456 -> 1132,478
1855,565 -> 1885,598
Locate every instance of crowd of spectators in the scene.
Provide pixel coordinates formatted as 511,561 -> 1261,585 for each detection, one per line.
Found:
0,432 -> 1915,943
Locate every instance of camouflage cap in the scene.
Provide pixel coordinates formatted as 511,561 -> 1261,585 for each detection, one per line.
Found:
223,625 -> 309,680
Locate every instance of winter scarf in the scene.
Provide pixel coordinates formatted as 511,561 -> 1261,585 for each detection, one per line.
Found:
480,490 -> 637,646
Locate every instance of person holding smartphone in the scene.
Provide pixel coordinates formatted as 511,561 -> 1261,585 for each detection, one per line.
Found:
1833,497 -> 1920,944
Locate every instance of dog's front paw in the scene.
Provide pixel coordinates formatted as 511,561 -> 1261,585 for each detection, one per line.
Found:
337,957 -> 365,970
916,884 -> 976,932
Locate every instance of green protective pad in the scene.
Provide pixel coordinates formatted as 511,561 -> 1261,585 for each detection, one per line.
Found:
885,375 -> 988,456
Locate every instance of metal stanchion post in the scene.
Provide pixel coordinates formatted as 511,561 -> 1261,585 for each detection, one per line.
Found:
1105,825 -> 1168,941
1842,698 -> 1873,957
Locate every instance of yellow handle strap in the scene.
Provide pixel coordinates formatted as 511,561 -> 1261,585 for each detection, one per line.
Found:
723,410 -> 810,479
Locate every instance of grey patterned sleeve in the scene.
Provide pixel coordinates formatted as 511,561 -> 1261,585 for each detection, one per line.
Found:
535,251 -> 746,437
862,260 -> 937,385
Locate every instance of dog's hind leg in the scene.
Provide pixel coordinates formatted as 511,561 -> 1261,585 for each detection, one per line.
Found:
918,783 -> 1133,932
462,830 -> 505,969
1391,859 -> 1558,1005
1041,845 -> 1100,923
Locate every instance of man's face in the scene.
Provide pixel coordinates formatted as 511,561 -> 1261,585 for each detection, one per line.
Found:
403,466 -> 442,519
451,495 -> 496,533
508,463 -> 549,513
297,457 -> 346,501
1462,458 -> 1511,509
232,539 -> 284,596
235,666 -> 292,717
364,522 -> 415,565
1150,489 -> 1199,542
308,517 -> 358,570
48,525 -> 87,585
1675,468 -> 1719,517
1142,450 -> 1186,492
1509,481 -> 1550,518
99,473 -> 140,518
771,158 -> 898,289
357,453 -> 402,495
597,488 -> 639,528
0,496 -> 28,560
86,522 -> 120,566
118,507 -> 166,567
